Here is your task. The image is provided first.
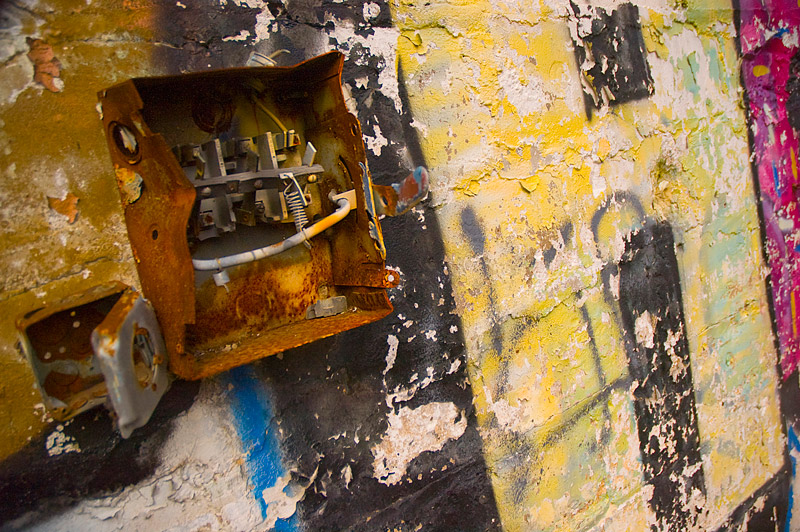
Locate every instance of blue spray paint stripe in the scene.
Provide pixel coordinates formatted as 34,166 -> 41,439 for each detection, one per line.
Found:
223,364 -> 299,531
774,162 -> 782,198
784,426 -> 800,532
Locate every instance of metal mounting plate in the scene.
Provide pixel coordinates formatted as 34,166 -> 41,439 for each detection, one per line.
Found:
92,290 -> 170,438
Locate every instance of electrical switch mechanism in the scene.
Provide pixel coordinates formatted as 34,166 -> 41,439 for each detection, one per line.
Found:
173,130 -> 356,287
16,282 -> 169,438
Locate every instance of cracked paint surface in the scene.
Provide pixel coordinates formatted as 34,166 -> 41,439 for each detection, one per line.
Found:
391,0 -> 784,529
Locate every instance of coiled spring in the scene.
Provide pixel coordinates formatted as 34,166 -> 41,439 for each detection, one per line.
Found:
283,174 -> 308,233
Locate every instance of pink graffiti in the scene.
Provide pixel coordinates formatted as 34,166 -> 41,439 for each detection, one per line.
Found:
739,0 -> 800,377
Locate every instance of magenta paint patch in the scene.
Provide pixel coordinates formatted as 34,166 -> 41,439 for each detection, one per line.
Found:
738,0 -> 800,377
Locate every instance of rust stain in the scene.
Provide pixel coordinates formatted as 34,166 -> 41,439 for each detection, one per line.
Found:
372,184 -> 399,216
43,371 -> 104,403
47,193 -> 79,224
16,282 -> 128,421
114,166 -> 143,205
189,241 -> 333,352
26,38 -> 63,93
91,288 -> 139,339
189,308 -> 392,380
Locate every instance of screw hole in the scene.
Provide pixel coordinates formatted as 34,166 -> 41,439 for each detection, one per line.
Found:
152,229 -> 158,240
350,123 -> 359,136
110,122 -> 140,162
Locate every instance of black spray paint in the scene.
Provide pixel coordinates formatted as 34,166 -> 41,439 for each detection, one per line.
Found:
617,221 -> 706,531
570,2 -> 654,118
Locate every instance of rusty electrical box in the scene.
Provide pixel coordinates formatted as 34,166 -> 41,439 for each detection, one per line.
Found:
96,52 -> 426,380
16,282 -> 170,437
16,52 -> 426,437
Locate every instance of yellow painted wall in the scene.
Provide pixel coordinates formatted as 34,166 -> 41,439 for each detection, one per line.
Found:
390,0 -> 783,529
0,0 -> 156,460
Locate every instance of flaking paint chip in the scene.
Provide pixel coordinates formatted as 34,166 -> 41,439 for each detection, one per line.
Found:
47,193 -> 79,224
520,175 -> 539,193
27,38 -> 63,93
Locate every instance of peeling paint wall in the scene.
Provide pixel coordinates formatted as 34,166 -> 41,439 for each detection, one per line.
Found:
392,0 -> 786,529
0,0 -> 798,531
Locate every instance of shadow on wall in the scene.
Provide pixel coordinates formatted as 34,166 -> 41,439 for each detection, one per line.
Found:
459,191 -> 708,531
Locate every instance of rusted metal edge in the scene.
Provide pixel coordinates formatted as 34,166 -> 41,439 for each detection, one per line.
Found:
98,82 -> 197,377
16,281 -> 129,333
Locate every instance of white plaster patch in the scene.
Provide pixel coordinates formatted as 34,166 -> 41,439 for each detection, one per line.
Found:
45,425 -> 80,456
447,358 -> 462,374
497,63 -> 551,117
254,3 -> 276,42
362,1 -> 381,20
261,468 -> 318,530
634,310 -> 656,349
482,385 -> 523,430
0,52 -> 35,106
410,118 -> 428,136
371,402 -> 466,485
324,16 -> 403,113
566,0 -> 676,19
363,123 -> 388,157
353,75 -> 369,89
18,382 -> 264,531
384,334 -> 399,375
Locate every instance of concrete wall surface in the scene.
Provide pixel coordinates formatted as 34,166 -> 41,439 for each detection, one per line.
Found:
0,0 -> 799,531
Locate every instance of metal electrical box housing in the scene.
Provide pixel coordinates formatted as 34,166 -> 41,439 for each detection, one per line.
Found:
97,52 -> 404,380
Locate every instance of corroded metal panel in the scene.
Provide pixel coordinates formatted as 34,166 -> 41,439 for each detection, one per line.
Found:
99,52 -> 394,379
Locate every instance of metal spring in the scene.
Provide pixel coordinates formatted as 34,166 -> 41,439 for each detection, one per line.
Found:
285,186 -> 308,232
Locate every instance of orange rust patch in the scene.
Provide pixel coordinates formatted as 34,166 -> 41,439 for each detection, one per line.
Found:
43,371 -> 104,403
114,166 -> 143,205
26,38 -> 62,93
47,193 -> 79,224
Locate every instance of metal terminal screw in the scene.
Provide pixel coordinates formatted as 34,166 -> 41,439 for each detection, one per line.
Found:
308,174 -> 317,183
254,179 -> 263,189
226,182 -> 238,193
200,187 -> 212,197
